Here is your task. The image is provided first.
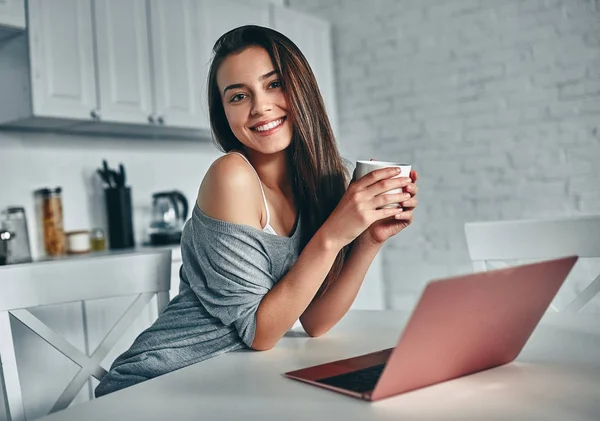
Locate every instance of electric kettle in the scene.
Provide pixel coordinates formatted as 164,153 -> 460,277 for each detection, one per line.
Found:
148,190 -> 189,245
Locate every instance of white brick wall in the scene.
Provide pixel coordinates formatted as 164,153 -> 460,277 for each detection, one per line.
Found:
289,0 -> 600,311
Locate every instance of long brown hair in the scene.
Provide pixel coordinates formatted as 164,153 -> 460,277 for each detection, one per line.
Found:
207,25 -> 349,296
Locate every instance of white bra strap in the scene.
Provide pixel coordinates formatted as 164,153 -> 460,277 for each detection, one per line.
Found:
227,151 -> 271,227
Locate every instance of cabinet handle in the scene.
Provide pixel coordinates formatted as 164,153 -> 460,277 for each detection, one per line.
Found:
90,109 -> 101,120
148,115 -> 155,124
157,116 -> 165,125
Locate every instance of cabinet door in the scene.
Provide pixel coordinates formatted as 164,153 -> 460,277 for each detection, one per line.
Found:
94,0 -> 153,124
0,0 -> 25,28
149,0 -> 207,130
271,7 -> 338,137
197,0 -> 270,122
27,0 -> 98,120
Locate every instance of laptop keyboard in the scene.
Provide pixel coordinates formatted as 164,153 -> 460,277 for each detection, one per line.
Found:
315,364 -> 386,393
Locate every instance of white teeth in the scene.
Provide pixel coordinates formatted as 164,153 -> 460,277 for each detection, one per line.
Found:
255,118 -> 283,132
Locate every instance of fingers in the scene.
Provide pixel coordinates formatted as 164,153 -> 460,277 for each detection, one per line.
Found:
410,169 -> 418,182
374,192 -> 410,209
392,209 -> 414,221
372,207 -> 414,222
373,206 -> 407,221
400,197 -> 418,209
405,182 -> 418,196
367,176 -> 412,197
373,192 -> 418,210
353,167 -> 403,189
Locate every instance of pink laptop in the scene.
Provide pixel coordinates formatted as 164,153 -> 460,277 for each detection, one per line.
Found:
284,256 -> 578,402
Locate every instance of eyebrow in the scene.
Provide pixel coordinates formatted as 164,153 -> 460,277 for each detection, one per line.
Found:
222,70 -> 280,95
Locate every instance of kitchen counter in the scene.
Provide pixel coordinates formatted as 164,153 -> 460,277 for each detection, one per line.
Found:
36,310 -> 600,421
24,243 -> 182,265
1,244 -> 183,302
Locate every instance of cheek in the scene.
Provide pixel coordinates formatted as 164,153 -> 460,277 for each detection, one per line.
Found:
277,92 -> 289,111
224,107 -> 245,131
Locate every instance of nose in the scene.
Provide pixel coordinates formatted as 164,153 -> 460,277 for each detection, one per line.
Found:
250,91 -> 272,116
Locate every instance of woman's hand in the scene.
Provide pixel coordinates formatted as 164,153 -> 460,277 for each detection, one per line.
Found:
361,169 -> 418,246
320,167 -> 413,250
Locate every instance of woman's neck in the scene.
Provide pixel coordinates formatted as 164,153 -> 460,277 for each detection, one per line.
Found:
245,148 -> 292,195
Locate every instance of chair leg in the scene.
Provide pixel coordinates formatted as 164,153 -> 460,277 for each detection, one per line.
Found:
563,273 -> 600,314
0,311 -> 26,421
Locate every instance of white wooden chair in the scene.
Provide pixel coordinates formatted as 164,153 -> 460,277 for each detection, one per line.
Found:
0,249 -> 171,421
464,214 -> 600,313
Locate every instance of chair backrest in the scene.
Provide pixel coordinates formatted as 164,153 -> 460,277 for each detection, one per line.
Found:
0,249 -> 171,421
464,215 -> 600,314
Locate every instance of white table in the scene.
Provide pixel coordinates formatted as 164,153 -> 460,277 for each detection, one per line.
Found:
38,310 -> 600,421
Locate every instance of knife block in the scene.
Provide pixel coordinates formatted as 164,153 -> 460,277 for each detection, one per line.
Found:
104,187 -> 135,249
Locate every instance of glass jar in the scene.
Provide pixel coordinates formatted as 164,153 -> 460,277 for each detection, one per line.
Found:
34,187 -> 66,257
90,228 -> 107,251
1,206 -> 32,264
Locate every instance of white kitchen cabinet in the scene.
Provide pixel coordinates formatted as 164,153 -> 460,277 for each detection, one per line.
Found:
198,0 -> 271,52
149,0 -> 207,129
271,6 -> 338,138
0,0 -> 25,29
27,0 -> 98,121
0,1 -> 338,139
196,0 -> 271,121
93,0 -> 153,125
0,0 -> 108,129
0,0 -> 212,134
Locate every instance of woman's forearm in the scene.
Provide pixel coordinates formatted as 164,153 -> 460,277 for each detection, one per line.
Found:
299,235 -> 382,337
251,228 -> 342,350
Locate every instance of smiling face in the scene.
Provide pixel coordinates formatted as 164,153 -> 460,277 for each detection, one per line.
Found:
216,46 -> 293,156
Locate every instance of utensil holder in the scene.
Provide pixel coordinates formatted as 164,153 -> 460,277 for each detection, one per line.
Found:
104,187 -> 135,249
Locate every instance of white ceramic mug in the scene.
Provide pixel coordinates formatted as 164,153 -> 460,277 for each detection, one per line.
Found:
355,160 -> 412,209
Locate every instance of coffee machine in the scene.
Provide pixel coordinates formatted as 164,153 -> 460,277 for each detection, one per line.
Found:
147,190 -> 189,245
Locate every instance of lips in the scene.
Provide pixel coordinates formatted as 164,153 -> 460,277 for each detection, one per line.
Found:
250,116 -> 286,132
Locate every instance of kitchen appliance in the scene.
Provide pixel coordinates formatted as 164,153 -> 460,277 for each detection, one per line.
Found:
1,206 -> 32,264
148,190 -> 189,245
0,229 -> 15,266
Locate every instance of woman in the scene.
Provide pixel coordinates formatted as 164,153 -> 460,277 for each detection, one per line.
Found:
95,25 -> 418,397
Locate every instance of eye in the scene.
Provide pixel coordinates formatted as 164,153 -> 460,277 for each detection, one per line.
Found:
229,93 -> 247,103
269,80 -> 283,89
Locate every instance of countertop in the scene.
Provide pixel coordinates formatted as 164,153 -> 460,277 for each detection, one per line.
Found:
36,310 -> 600,421
0,243 -> 182,269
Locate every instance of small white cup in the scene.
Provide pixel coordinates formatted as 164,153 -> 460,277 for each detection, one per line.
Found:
355,160 -> 412,209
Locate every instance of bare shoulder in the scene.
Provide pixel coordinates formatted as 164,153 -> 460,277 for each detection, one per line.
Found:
197,153 -> 263,229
